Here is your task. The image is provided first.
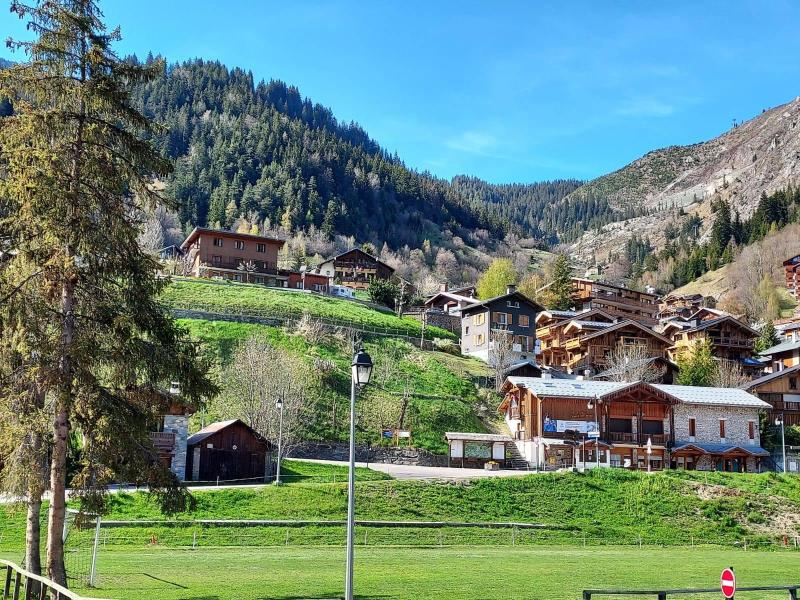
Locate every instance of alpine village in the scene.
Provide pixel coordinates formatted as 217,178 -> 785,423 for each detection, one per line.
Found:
2,2 -> 800,600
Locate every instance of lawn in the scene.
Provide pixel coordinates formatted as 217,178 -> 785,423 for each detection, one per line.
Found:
162,277 -> 456,340
177,318 -> 488,453
9,546 -> 800,600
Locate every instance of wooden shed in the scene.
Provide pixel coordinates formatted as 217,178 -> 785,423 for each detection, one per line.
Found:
186,420 -> 273,483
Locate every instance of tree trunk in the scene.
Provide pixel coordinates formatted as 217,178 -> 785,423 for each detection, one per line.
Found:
46,401 -> 70,586
26,489 -> 42,575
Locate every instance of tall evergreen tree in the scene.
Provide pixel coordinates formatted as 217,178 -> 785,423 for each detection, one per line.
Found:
0,0 -> 217,584
546,254 -> 574,310
755,320 -> 780,353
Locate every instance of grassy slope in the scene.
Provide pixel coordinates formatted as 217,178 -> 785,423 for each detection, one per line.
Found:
179,318 -> 488,453
162,277 -> 456,340
85,470 -> 800,544
37,546 -> 800,600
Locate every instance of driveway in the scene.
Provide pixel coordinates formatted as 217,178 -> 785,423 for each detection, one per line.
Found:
295,458 -> 535,480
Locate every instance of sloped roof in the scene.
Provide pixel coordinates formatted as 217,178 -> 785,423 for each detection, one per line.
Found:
180,227 -> 285,251
461,290 -> 544,315
187,419 -> 270,447
683,315 -> 759,337
576,319 -> 673,345
445,432 -> 511,442
742,364 -> 800,390
673,442 -> 770,457
319,248 -> 395,273
424,291 -> 475,306
759,339 -> 800,357
503,377 -> 770,408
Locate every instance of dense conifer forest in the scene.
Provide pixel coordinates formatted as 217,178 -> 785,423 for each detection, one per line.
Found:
129,57 -> 600,250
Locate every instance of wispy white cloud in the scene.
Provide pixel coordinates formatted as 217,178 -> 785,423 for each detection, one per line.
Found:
617,97 -> 676,117
444,131 -> 498,154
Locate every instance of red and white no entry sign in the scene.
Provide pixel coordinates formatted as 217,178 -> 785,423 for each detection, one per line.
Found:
720,567 -> 736,599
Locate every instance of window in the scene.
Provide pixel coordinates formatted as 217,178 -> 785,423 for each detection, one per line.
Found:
609,419 -> 632,433
506,300 -> 520,309
465,326 -> 470,335
256,243 -> 266,253
474,333 -> 485,346
719,419 -> 726,440
213,237 -> 223,247
494,312 -> 511,326
642,420 -> 664,435
519,315 -> 530,328
212,255 -> 222,264
790,377 -> 798,391
688,417 -> 696,438
748,421 -> 755,440
234,240 -> 245,250
472,313 -> 486,326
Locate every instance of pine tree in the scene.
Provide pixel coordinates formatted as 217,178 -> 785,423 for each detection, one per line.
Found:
546,254 -> 574,310
755,320 -> 780,353
0,1 -> 217,584
676,338 -> 716,386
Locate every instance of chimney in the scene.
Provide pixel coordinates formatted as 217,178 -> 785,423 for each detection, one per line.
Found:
440,282 -> 448,293
507,284 -> 517,295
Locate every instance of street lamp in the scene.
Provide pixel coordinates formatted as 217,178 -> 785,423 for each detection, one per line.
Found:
646,437 -> 653,473
776,415 -> 787,473
346,346 -> 373,600
275,397 -> 285,484
587,396 -> 601,469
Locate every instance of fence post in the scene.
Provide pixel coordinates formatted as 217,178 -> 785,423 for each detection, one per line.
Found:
789,587 -> 798,600
582,592 -> 592,600
89,515 -> 101,587
4,565 -> 12,599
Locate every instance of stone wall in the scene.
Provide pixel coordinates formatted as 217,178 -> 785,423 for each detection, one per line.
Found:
673,404 -> 761,446
163,415 -> 189,480
290,442 -> 448,467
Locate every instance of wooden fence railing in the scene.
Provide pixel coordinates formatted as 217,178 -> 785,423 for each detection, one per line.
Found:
1,560 -> 107,600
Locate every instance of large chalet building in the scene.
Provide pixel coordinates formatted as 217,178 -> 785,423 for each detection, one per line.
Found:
460,286 -> 543,363
760,330 -> 800,372
570,278 -> 659,325
785,254 -> 800,299
314,248 -> 395,290
535,308 -> 671,375
743,365 -> 800,426
180,227 -> 288,287
660,310 -> 759,367
500,377 -> 770,473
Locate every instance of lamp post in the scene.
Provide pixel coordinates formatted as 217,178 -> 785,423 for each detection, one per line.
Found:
776,415 -> 787,473
646,437 -> 653,473
346,346 -> 373,600
275,397 -> 285,484
587,396 -> 601,469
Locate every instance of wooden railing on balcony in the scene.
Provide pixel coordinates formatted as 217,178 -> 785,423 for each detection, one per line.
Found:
2,559 -> 108,600
606,432 -> 670,446
707,335 -> 754,349
200,261 -> 279,275
150,431 -> 176,453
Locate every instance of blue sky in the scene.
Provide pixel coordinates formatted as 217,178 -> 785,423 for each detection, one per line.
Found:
3,1 -> 800,184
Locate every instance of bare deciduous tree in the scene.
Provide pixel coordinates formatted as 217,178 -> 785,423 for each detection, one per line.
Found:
222,336 -> 315,462
603,344 -> 662,383
710,359 -> 750,388
293,312 -> 328,345
489,328 -> 516,391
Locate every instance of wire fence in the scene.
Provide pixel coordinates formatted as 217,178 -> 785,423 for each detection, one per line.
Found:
170,305 -> 453,347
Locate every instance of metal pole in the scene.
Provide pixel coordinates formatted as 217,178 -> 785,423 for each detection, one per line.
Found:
595,402 -> 600,469
89,515 -> 101,587
345,374 -> 358,600
782,416 -> 787,473
276,401 -> 285,484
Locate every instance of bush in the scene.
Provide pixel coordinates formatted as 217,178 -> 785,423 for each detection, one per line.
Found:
432,338 -> 460,355
747,510 -> 766,524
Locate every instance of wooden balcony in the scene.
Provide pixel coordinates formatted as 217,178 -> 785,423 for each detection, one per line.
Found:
200,260 -> 279,275
707,335 -> 754,349
606,432 -> 670,446
150,431 -> 176,454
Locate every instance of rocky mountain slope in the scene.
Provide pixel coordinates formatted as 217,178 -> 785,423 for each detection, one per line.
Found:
569,96 -> 800,263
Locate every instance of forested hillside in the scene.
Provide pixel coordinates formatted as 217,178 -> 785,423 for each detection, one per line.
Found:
129,58 -> 593,256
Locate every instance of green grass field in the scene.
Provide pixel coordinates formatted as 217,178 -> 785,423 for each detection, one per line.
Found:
162,277 -> 456,340
6,546 -> 799,600
177,318 -> 488,452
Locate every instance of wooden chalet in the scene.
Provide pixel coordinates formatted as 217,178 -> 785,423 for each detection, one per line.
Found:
570,278 -> 659,325
664,315 -> 758,365
424,284 -> 477,315
759,332 -> 800,372
743,364 -> 800,426
180,227 -> 287,286
186,420 -> 273,483
785,254 -> 800,299
314,248 -> 395,290
499,377 -> 770,473
560,319 -> 672,373
535,308 -> 615,368
658,293 -> 713,320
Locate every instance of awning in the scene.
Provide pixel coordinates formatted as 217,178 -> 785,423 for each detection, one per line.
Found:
672,442 -> 769,457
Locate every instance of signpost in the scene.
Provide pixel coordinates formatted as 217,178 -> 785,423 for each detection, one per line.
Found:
721,567 -> 736,599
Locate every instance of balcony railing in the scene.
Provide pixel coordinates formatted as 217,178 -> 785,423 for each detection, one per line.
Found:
200,260 -> 279,275
150,431 -> 176,453
606,432 -> 670,446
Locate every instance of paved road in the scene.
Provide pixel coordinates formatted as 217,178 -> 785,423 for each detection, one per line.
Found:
295,458 -> 536,480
